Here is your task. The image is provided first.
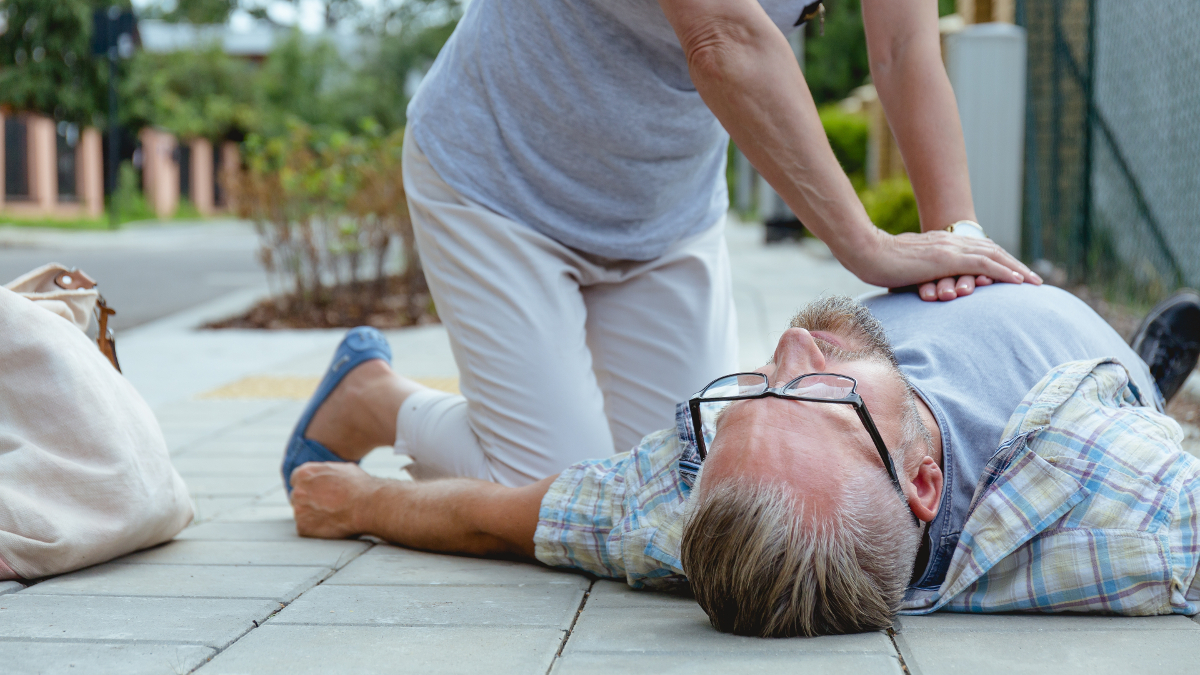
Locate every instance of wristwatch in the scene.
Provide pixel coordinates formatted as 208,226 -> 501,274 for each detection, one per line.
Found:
945,220 -> 987,239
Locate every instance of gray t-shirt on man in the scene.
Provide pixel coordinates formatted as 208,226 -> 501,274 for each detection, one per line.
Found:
862,283 -> 1158,588
407,0 -> 814,260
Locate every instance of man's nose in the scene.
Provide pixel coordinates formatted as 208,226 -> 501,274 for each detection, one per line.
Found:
771,327 -> 827,385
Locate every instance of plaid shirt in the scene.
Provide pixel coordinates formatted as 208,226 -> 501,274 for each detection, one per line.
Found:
534,359 -> 1200,615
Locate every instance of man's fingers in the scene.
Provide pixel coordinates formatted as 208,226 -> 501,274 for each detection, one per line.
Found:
955,275 -> 976,296
919,281 -> 938,301
975,275 -> 993,286
936,277 -> 957,301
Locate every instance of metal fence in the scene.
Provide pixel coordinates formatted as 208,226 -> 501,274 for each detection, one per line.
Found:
1018,0 -> 1200,302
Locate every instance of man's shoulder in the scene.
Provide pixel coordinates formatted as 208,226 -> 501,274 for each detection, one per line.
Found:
859,283 -> 1083,317
903,358 -> 1200,616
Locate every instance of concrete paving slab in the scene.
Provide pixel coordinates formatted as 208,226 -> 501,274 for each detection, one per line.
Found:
0,594 -> 279,647
253,487 -> 291,505
0,640 -> 216,675
177,520 -> 302,541
173,454 -> 283,476
196,624 -> 564,675
551,651 -> 903,675
565,581 -> 893,656
124,328 -> 347,409
180,473 -> 280,497
175,438 -> 285,457
0,581 -> 24,595
192,496 -> 256,523
117,539 -> 370,569
23,563 -> 329,603
325,545 -> 590,587
894,618 -> 1200,675
269,325 -> 459,379
359,448 -> 414,481
271,583 -> 585,628
215,505 -> 297,522
894,613 -> 1198,633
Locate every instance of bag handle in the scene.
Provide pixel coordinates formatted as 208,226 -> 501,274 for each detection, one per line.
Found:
53,269 -> 122,373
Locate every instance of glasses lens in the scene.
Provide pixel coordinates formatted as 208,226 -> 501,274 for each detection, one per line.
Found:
700,374 -> 767,399
783,374 -> 856,400
695,374 -> 766,448
697,400 -> 731,448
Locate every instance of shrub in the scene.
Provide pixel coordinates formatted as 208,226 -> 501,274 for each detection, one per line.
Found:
229,121 -> 426,325
860,178 -> 920,235
819,105 -> 869,187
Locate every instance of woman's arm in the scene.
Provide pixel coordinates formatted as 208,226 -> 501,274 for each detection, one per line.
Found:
656,0 -> 1039,292
864,0 -> 1018,300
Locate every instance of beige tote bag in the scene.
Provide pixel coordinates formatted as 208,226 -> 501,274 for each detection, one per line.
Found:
0,265 -> 193,580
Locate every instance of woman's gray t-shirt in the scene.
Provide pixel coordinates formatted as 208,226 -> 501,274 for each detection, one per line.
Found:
862,284 -> 1159,588
407,0 -> 813,260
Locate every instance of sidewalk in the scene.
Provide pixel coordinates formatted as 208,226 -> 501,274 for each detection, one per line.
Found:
3,219 -> 1200,674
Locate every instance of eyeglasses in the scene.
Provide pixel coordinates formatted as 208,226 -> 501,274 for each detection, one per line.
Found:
688,372 -> 920,526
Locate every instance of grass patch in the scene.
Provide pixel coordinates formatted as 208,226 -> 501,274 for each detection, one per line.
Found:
0,162 -> 212,230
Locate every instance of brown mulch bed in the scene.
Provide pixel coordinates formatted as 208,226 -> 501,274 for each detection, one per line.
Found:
207,276 -> 439,330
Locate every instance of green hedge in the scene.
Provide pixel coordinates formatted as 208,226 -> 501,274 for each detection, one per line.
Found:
860,178 -> 920,235
819,105 -> 869,188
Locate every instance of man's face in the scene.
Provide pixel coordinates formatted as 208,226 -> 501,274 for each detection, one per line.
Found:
697,297 -> 923,517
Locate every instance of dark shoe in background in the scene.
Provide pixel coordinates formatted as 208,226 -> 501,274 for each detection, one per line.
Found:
1131,289 -> 1200,404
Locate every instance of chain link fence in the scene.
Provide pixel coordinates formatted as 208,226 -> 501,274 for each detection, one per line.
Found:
1018,0 -> 1200,303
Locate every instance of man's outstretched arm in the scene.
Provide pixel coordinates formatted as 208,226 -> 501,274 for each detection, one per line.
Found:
289,462 -> 556,559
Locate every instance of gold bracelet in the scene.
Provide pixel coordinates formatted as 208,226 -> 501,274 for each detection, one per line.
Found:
946,220 -> 987,239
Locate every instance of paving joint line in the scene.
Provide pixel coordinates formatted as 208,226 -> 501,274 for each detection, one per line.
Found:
181,540 -> 375,673
167,399 -> 298,458
886,627 -> 912,675
545,579 -> 594,675
0,636 -> 215,646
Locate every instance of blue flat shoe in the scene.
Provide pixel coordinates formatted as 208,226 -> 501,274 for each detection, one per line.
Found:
282,326 -> 393,495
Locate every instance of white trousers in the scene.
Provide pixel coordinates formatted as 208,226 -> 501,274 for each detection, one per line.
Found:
398,129 -> 738,487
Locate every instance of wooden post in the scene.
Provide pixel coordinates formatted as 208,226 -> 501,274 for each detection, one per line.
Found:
957,0 -> 1014,24
220,141 -> 240,213
190,137 -> 214,216
861,85 -> 907,186
78,127 -> 104,219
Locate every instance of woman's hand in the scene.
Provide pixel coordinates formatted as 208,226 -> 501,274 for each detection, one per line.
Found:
843,228 -> 1041,296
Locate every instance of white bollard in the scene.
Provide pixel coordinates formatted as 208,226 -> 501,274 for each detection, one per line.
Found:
946,23 -> 1027,256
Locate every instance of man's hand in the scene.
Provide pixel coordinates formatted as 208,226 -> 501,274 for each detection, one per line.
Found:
844,228 -> 1041,296
919,274 -> 994,302
290,461 -> 378,539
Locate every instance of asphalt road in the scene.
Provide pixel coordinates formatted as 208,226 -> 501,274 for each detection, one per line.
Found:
0,221 -> 268,331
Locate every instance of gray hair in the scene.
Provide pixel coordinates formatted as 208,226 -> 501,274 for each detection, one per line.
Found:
680,294 -> 930,636
680,390 -> 928,637
681,472 -> 920,637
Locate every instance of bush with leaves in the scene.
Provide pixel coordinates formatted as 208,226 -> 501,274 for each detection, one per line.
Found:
229,121 -> 428,327
819,104 -> 868,188
860,178 -> 920,235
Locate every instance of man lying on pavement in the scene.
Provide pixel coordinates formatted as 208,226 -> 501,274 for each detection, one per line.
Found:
282,285 -> 1200,637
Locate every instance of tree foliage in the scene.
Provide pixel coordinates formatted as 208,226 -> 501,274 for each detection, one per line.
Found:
159,0 -> 238,25
122,44 -> 258,139
0,0 -> 121,124
1,0 -> 461,137
802,0 -> 870,106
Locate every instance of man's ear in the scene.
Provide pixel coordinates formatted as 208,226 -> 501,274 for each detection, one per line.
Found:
907,456 -> 942,523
